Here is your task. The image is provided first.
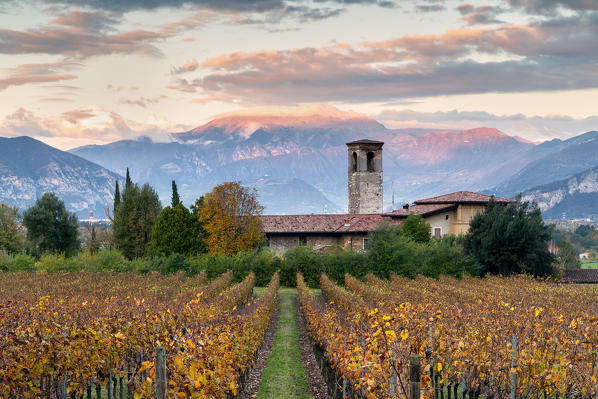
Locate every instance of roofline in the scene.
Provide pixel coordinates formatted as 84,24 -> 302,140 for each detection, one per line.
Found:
413,198 -> 514,205
385,204 -> 458,218
263,230 -> 373,235
260,213 -> 387,217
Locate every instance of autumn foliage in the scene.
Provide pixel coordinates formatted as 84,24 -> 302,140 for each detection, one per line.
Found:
298,273 -> 598,398
197,182 -> 265,255
0,271 -> 279,398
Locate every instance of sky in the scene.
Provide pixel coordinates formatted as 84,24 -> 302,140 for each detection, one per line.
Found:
0,0 -> 597,149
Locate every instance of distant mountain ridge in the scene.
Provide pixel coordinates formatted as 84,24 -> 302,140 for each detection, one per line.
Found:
4,105 -> 595,218
71,106 -> 535,214
0,136 -> 121,218
522,165 -> 598,219
491,131 -> 598,197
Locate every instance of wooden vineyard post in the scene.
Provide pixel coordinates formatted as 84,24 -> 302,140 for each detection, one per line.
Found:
510,336 -> 517,399
107,371 -> 113,399
409,354 -> 421,399
389,349 -> 397,397
155,347 -> 167,399
595,349 -> 598,399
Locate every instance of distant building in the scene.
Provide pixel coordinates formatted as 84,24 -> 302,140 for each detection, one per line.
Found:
579,252 -> 592,260
261,139 -> 513,254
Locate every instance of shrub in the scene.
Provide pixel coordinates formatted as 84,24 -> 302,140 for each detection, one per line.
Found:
281,246 -> 323,287
36,253 -> 82,272
0,250 -> 13,271
12,253 -> 36,272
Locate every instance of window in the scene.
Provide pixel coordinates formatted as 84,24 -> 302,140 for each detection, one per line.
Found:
445,214 -> 449,220
363,237 -> 371,250
299,235 -> 307,245
434,227 -> 441,238
367,151 -> 375,172
352,152 -> 357,172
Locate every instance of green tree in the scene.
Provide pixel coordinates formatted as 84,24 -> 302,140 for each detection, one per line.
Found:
197,182 -> 264,255
113,178 -> 162,259
463,198 -> 555,276
149,203 -> 205,256
556,241 -> 580,269
22,193 -> 80,257
0,203 -> 24,255
125,168 -> 132,191
171,180 -> 180,207
574,224 -> 595,237
402,214 -> 431,243
114,180 -> 121,211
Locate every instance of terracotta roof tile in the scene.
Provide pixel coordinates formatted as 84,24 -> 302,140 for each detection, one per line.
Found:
260,213 -> 398,234
386,203 -> 457,217
563,268 -> 598,284
414,191 -> 513,204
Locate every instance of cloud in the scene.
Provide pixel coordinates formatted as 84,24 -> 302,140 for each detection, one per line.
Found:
168,14 -> 598,103
61,108 -> 96,123
376,109 -> 598,141
0,10 -> 164,58
0,62 -> 80,91
40,0 -> 396,13
0,106 -> 180,147
415,4 -> 444,12
456,3 -> 504,25
171,59 -> 199,74
2,108 -> 54,137
506,0 -> 598,14
121,95 -> 168,108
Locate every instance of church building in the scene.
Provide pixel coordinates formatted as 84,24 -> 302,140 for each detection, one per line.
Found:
260,139 -> 512,254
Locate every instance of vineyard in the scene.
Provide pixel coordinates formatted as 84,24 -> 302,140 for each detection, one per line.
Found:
0,271 -> 279,398
298,273 -> 598,399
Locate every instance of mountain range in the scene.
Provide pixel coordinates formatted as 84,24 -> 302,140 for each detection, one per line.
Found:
1,105 -> 597,218
0,136 -> 120,217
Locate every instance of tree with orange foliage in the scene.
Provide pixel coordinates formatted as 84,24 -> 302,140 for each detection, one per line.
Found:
197,182 -> 265,255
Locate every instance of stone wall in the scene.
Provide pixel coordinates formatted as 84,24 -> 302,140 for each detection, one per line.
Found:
266,233 -> 369,255
347,143 -> 383,214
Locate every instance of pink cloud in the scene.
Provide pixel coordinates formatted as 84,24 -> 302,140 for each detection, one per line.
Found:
172,14 -> 597,103
0,62 -> 80,91
171,59 -> 199,74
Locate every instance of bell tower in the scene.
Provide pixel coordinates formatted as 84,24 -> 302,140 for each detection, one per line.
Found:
346,139 -> 384,214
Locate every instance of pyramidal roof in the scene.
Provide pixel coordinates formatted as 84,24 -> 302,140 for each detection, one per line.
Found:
346,139 -> 384,145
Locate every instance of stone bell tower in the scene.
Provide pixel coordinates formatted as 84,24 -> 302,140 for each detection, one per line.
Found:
346,139 -> 384,214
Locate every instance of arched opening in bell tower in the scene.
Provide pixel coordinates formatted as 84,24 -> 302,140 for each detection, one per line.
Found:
352,152 -> 358,172
366,151 -> 375,172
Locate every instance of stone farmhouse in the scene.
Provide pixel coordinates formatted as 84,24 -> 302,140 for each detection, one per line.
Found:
260,139 -> 512,254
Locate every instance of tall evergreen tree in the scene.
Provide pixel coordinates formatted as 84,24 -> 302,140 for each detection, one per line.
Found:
114,180 -> 121,211
113,178 -> 162,259
463,197 -> 555,276
125,168 -> 132,191
149,203 -> 205,256
171,180 -> 180,207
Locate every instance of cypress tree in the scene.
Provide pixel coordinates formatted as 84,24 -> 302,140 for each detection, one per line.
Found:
171,180 -> 180,207
114,180 -> 121,211
125,168 -> 132,191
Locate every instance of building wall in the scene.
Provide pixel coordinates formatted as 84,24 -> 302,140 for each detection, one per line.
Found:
424,210 -> 457,238
452,204 -> 486,235
266,233 -> 369,254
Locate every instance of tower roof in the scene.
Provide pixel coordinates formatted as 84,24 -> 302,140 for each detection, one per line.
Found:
346,139 -> 384,146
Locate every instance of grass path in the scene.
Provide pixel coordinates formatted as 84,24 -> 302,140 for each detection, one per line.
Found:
256,288 -> 312,399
